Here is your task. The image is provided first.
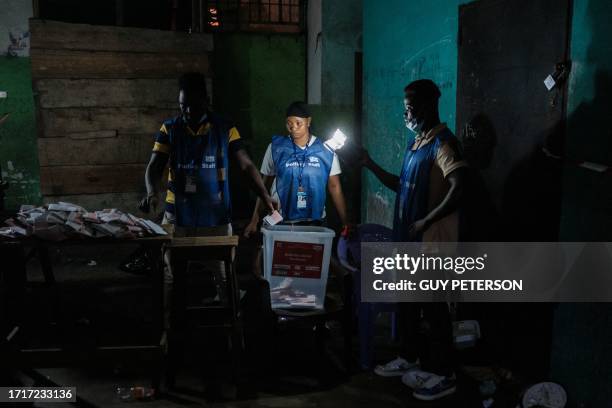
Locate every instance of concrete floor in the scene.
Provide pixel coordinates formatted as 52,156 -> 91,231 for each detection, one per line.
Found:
4,245 -> 529,407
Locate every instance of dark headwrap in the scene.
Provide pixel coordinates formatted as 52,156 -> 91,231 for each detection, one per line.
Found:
286,101 -> 311,118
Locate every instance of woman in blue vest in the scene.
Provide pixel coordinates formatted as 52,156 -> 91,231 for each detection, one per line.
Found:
244,101 -> 349,236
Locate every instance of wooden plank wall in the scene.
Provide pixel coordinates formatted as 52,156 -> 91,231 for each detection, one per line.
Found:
30,19 -> 213,211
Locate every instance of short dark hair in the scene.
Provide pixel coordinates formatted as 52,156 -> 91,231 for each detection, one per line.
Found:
285,101 -> 311,118
404,79 -> 441,101
178,72 -> 208,97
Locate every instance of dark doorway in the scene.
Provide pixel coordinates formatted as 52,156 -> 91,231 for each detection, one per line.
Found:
455,0 -> 573,380
456,0 -> 572,242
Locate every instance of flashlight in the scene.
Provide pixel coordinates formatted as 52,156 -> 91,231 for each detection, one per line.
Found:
324,129 -> 347,152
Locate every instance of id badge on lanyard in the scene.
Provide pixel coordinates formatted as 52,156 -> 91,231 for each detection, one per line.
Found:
185,175 -> 197,193
294,137 -> 310,210
184,133 -> 206,194
297,185 -> 307,209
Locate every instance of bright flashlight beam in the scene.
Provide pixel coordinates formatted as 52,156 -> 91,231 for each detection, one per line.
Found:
324,129 -> 347,152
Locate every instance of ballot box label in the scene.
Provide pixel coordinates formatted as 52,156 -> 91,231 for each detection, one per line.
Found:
271,241 -> 324,279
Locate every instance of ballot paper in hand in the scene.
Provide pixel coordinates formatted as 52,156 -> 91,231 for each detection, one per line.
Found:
263,210 -> 283,226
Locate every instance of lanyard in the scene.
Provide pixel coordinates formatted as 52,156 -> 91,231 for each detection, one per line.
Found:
291,134 -> 311,187
186,119 -> 208,176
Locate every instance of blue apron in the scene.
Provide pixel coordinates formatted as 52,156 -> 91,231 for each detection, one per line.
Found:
169,115 -> 231,227
393,128 -> 456,241
271,135 -> 334,222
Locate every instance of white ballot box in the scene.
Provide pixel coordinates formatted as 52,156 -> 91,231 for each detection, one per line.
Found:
262,225 -> 335,310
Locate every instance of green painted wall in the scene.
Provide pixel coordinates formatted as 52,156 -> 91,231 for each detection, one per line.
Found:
0,57 -> 41,209
321,0 -> 361,107
361,0 -> 464,226
212,33 -> 305,218
0,0 -> 40,209
213,33 -> 305,164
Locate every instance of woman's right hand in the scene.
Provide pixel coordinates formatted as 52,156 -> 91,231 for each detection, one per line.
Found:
243,218 -> 260,238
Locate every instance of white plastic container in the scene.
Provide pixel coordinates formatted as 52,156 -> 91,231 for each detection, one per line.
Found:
262,225 -> 335,310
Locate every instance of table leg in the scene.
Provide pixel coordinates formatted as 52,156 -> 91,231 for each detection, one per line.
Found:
38,244 -> 55,285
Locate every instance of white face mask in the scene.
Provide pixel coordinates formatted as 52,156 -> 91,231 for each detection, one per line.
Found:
406,117 -> 423,134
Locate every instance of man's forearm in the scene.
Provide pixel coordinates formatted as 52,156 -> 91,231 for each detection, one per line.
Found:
145,162 -> 163,196
245,162 -> 271,201
365,160 -> 399,192
144,168 -> 155,196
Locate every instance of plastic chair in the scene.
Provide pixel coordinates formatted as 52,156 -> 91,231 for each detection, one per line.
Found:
337,223 -> 399,369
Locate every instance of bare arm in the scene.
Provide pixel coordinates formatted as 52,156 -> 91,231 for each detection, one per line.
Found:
140,151 -> 168,213
360,149 -> 400,192
408,168 -> 465,239
244,175 -> 275,237
233,149 -> 276,212
327,174 -> 349,226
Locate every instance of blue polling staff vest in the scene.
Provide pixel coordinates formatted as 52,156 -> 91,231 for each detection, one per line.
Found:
271,135 -> 334,222
167,114 -> 231,227
393,127 -> 456,242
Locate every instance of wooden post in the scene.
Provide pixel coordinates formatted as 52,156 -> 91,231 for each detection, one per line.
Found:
32,0 -> 40,18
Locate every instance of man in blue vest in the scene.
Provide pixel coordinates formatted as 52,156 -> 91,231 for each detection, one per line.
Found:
140,72 -> 275,229
361,79 -> 466,401
140,72 -> 276,330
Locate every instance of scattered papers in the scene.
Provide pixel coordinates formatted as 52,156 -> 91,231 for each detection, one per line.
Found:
0,201 -> 167,240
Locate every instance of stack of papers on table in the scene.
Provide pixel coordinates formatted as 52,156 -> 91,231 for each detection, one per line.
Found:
0,202 -> 167,241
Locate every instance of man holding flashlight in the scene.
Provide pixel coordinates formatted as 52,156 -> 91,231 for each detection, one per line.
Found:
360,79 -> 466,401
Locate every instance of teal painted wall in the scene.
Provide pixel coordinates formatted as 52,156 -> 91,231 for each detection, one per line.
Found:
362,0 -> 464,226
0,58 -> 41,210
559,0 -> 612,241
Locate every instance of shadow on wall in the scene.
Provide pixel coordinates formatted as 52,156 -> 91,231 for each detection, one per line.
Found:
459,95 -> 566,243
459,112 -> 557,380
459,113 -> 500,241
500,119 -> 565,242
